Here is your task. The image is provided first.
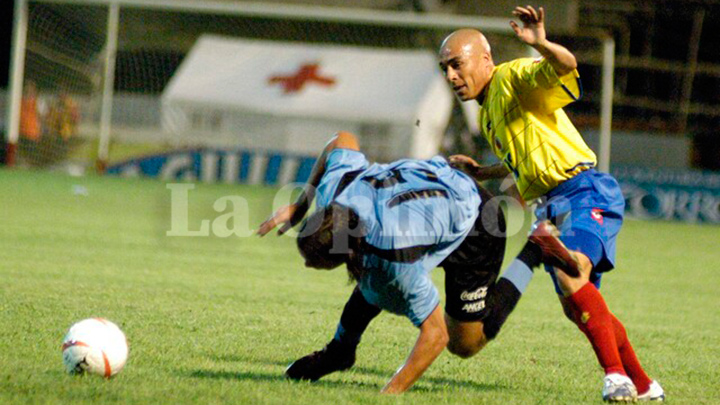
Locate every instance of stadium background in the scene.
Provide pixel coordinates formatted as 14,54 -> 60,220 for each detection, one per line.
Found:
1,0 -> 719,223
0,1 -> 719,404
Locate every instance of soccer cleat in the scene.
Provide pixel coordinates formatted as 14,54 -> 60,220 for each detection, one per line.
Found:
602,373 -> 638,402
638,380 -> 665,401
284,339 -> 356,381
528,220 -> 581,277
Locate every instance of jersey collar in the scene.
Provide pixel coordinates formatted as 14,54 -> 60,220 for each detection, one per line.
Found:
475,66 -> 499,105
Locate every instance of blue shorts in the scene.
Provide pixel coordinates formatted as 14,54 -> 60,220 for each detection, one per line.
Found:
534,169 -> 625,294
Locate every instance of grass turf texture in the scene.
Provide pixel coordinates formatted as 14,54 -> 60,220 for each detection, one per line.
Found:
1,169 -> 718,404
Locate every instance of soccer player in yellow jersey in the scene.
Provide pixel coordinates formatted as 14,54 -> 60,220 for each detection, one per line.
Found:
439,5 -> 664,402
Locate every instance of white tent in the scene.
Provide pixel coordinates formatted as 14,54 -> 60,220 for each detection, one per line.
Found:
161,35 -> 453,161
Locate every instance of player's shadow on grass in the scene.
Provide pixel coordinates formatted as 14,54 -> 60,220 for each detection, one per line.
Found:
205,353 -> 507,393
187,369 -> 381,391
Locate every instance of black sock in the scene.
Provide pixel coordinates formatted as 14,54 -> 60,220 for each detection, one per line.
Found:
481,241 -> 540,341
483,278 -> 522,340
517,241 -> 542,268
333,287 -> 381,348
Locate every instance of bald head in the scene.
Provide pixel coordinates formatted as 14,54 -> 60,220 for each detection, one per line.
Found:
438,29 -> 495,102
440,29 -> 491,57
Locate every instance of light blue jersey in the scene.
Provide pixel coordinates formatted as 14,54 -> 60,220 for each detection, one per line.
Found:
315,149 -> 481,326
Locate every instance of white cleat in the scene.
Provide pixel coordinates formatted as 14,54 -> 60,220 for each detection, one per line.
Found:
602,373 -> 638,402
638,380 -> 665,402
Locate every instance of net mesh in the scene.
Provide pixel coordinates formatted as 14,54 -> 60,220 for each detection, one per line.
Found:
17,2 -> 580,175
18,3 -> 105,169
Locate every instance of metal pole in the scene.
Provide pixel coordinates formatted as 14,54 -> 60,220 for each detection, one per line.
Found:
679,8 -> 704,135
5,0 -> 29,166
96,2 -> 120,173
32,0 -> 511,31
598,37 -> 615,173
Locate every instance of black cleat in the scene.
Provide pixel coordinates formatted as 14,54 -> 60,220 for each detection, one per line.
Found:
285,340 -> 356,381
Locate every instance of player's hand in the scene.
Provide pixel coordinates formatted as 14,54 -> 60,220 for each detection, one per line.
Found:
449,154 -> 481,173
510,5 -> 546,46
257,204 -> 301,237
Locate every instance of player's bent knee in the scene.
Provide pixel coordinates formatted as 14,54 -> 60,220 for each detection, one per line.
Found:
447,345 -> 476,359
446,338 -> 486,359
444,317 -> 488,359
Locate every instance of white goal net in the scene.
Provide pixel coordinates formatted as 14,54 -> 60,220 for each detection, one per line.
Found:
6,0 -> 609,184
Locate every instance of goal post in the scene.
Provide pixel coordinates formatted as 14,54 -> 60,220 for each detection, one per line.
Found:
5,0 -> 29,167
96,1 -> 119,172
6,0 -> 109,170
5,0 -> 615,178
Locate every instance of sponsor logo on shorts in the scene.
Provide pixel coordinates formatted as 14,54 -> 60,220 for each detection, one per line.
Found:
591,208 -> 604,225
460,287 -> 488,301
462,301 -> 486,313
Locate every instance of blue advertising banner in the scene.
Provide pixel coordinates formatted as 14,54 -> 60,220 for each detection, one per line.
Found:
108,153 -> 720,225
106,148 -> 317,186
613,166 -> 720,224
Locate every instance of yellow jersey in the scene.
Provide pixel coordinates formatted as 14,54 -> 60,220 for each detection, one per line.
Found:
477,57 -> 596,201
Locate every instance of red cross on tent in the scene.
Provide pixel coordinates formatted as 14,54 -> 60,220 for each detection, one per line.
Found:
267,63 -> 336,94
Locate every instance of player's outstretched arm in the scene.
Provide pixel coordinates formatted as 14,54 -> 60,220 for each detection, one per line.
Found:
509,5 -> 577,76
381,306 -> 448,394
449,154 -> 510,181
257,131 -> 360,236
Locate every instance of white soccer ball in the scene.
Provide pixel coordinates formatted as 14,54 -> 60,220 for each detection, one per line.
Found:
62,318 -> 128,377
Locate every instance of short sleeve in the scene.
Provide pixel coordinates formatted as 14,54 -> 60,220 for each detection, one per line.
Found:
315,148 -> 369,208
508,57 -> 582,113
358,257 -> 441,327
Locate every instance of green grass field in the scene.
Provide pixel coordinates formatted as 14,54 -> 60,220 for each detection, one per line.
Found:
1,169 -> 719,404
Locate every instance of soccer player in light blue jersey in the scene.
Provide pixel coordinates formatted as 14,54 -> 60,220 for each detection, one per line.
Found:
258,131 -> 536,393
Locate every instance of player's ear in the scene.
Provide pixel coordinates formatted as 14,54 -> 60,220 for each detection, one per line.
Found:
481,51 -> 493,64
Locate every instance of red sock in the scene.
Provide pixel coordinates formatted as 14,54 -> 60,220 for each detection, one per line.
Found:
568,283 -> 625,376
611,314 -> 652,394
